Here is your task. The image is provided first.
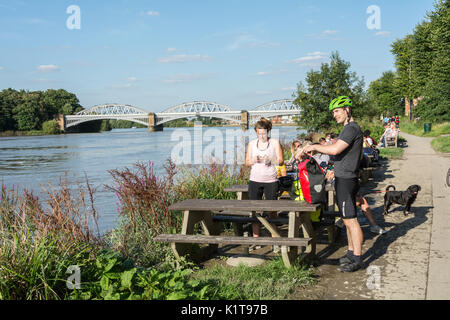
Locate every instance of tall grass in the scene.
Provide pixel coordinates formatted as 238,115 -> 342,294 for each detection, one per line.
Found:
105,159 -> 250,267
0,177 -> 102,299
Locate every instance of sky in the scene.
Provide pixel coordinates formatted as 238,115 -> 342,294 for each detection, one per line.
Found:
0,0 -> 437,113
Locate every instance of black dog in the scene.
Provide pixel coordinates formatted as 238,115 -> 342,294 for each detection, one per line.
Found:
383,184 -> 421,216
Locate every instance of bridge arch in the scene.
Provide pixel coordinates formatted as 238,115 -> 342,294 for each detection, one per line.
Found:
65,104 -> 149,129
160,101 -> 236,114
76,104 -> 148,115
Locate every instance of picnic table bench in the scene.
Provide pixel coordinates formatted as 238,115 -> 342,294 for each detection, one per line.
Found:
154,199 -> 320,268
386,132 -> 398,148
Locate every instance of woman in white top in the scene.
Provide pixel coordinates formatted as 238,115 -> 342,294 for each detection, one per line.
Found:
245,118 -> 283,239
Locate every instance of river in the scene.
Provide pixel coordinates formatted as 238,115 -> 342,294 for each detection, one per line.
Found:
0,126 -> 305,233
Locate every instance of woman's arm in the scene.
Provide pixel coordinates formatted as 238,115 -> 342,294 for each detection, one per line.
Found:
245,140 -> 253,167
275,140 -> 284,165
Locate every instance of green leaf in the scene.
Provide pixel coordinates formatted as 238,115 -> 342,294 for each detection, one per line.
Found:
100,275 -> 110,292
121,268 -> 137,289
166,292 -> 188,300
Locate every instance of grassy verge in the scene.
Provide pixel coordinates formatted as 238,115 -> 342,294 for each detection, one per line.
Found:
400,121 -> 450,137
378,148 -> 404,159
191,258 -> 316,300
431,136 -> 450,153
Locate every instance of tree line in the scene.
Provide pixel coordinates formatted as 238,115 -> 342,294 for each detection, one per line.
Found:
294,0 -> 449,131
0,88 -> 83,132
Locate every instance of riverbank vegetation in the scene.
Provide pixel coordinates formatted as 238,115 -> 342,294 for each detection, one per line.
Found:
0,160 -> 317,300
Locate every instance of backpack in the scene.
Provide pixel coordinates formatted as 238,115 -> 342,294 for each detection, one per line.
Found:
297,157 -> 327,205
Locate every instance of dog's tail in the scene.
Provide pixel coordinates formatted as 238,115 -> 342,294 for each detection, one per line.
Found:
386,185 -> 396,192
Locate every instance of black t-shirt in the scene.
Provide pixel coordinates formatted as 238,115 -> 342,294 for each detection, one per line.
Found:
334,121 -> 363,179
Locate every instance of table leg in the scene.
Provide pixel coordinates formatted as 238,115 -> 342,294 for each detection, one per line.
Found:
300,212 -> 316,256
281,211 -> 300,268
171,210 -> 219,260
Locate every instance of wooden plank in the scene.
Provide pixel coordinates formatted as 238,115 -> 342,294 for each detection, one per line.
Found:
154,234 -> 311,247
224,184 -> 248,193
225,183 -> 335,192
212,215 -> 288,225
169,199 -> 320,212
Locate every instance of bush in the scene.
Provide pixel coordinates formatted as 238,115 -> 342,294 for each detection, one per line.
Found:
174,162 -> 250,201
42,120 -> 61,135
69,249 -> 216,300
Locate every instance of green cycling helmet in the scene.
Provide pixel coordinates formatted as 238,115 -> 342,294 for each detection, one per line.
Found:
329,96 -> 352,111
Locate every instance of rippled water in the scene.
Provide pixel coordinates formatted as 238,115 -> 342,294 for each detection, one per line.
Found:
0,126 -> 304,233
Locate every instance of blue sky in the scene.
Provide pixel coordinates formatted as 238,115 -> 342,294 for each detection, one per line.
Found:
0,0 -> 436,112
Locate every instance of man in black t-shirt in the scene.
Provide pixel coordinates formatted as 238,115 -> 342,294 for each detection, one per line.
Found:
303,96 -> 364,272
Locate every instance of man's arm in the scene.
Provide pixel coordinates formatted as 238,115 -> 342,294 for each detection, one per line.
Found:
303,139 -> 349,156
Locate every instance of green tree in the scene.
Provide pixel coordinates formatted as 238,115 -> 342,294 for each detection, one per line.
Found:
42,89 -> 83,117
0,88 -> 25,131
367,71 -> 404,117
293,51 -> 366,131
42,120 -> 61,134
13,92 -> 46,131
414,0 -> 450,121
390,0 -> 450,121
391,35 -> 418,102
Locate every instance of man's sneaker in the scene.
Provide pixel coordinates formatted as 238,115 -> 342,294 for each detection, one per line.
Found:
249,245 -> 262,252
338,261 -> 363,273
335,218 -> 345,229
339,256 -> 353,266
370,225 -> 387,234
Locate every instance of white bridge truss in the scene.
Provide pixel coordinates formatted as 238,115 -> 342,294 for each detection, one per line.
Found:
65,104 -> 149,128
64,99 -> 299,128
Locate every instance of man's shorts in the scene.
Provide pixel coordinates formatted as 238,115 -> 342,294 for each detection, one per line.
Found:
335,177 -> 360,219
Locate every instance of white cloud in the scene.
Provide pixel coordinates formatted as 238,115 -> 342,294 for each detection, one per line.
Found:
256,71 -> 270,76
163,73 -> 214,84
227,33 -> 279,51
281,87 -> 296,92
375,31 -> 391,36
146,11 -> 160,16
37,64 -> 59,72
0,66 -> 4,70
157,54 -> 211,63
288,52 -> 328,66
167,47 -> 177,52
322,29 -> 338,35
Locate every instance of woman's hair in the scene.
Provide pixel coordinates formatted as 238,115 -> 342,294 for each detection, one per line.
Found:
254,117 -> 272,132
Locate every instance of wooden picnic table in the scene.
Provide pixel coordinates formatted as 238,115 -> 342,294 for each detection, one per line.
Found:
154,199 -> 320,268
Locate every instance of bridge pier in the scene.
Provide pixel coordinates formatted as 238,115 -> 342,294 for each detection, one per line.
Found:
55,114 -> 66,132
148,113 -> 163,132
240,110 -> 249,130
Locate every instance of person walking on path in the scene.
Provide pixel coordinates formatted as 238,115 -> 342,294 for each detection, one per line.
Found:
303,96 -> 364,272
245,118 -> 284,247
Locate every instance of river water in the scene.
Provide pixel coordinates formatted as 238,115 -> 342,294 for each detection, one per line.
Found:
0,126 -> 304,233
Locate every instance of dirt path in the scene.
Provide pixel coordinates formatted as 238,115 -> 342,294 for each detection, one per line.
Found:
292,132 -> 450,300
